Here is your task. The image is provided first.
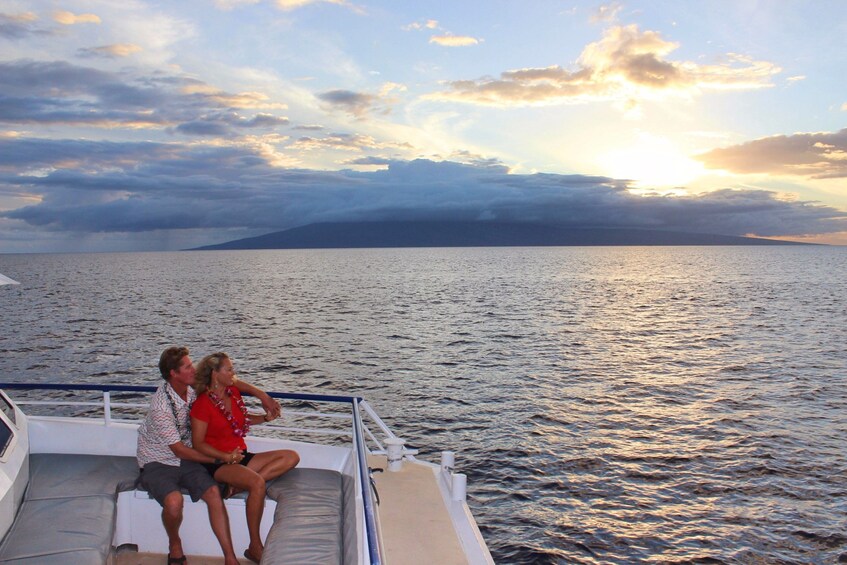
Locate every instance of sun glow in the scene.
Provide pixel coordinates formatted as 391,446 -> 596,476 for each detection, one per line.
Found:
597,134 -> 706,189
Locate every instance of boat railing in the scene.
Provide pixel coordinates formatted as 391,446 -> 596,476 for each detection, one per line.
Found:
0,383 -> 396,443
0,382 -> 385,565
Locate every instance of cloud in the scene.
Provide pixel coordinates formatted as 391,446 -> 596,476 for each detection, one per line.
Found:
53,11 -> 101,25
317,89 -> 385,117
1,137 -> 843,244
213,0 -> 262,9
590,2 -> 623,23
403,17 -> 478,47
292,132 -> 377,151
696,128 -> 847,179
0,12 -> 51,39
0,60 -> 288,134
379,82 -> 407,96
431,24 -> 780,107
274,0 -> 348,11
290,132 -> 410,152
346,156 -> 393,166
316,83 -> 406,118
77,44 -> 143,59
429,34 -> 479,47
0,138 -> 177,173
403,19 -> 438,31
173,111 -> 290,136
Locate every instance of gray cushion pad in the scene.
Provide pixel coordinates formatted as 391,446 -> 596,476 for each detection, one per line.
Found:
263,468 -> 347,565
0,455 -> 355,565
0,549 -> 108,565
0,454 -> 138,564
26,454 -> 139,500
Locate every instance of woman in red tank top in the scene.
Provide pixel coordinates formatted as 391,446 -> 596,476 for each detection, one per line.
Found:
190,352 -> 300,564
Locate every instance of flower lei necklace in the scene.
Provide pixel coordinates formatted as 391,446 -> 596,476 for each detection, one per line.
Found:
208,386 -> 250,438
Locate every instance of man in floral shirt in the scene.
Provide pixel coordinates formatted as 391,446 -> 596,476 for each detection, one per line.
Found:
137,346 -> 280,565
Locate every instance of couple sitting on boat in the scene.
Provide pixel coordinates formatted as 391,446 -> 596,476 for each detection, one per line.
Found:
137,346 -> 299,565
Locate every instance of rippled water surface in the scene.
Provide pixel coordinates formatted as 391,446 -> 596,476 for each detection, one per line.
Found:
1,247 -> 846,564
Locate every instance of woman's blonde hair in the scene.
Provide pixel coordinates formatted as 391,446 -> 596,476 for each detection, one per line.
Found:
194,352 -> 230,393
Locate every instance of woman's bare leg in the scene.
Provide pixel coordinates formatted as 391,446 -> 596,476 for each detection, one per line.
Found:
214,465 -> 267,561
246,449 -> 300,482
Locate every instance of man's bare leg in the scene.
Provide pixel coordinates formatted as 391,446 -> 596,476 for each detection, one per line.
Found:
162,491 -> 185,559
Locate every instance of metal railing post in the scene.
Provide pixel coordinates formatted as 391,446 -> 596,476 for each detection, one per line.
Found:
353,399 -> 383,565
103,391 -> 111,425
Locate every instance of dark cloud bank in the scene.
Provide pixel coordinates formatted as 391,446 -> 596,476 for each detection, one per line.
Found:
0,59 -> 289,136
1,136 -> 845,249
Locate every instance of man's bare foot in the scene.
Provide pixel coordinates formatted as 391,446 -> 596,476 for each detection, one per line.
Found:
167,540 -> 186,564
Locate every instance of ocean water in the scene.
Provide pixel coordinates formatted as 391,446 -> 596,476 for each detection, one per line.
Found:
1,246 -> 846,564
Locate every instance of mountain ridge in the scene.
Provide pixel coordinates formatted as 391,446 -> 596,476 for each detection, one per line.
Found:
190,221 -> 810,250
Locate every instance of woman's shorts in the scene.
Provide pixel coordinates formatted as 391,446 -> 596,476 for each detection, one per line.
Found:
201,450 -> 255,478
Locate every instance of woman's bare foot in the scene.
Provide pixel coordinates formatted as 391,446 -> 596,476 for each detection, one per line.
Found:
224,484 -> 243,499
243,546 -> 262,564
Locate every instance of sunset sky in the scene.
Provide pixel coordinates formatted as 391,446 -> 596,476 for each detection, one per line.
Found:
1,0 -> 846,252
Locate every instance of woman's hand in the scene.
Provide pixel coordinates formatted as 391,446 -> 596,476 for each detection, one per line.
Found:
233,380 -> 281,419
227,449 -> 244,464
249,412 -> 274,425
261,395 -> 281,419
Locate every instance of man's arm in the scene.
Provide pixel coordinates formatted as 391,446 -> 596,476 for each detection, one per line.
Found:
234,379 -> 281,419
169,440 -> 217,464
190,417 -> 244,465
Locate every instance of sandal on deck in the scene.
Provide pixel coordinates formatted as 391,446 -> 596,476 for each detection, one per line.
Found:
243,549 -> 261,564
167,555 -> 187,565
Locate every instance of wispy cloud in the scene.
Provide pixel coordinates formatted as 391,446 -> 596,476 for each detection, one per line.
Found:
431,24 -> 780,107
77,44 -> 143,59
403,19 -> 439,31
213,0 -> 262,9
0,12 -> 51,39
53,11 -> 101,25
404,17 -> 480,48
291,132 -> 380,151
317,89 -> 379,117
290,132 -> 411,152
696,128 -> 847,179
274,0 -> 349,11
430,34 -> 479,47
174,112 -> 290,136
317,85 -> 404,117
590,2 -> 623,23
0,60 -> 288,134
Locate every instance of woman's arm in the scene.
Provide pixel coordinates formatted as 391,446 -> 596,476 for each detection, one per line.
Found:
234,379 -> 281,419
190,417 -> 243,464
246,412 -> 274,425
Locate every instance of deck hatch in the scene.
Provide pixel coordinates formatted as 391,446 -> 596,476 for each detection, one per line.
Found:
0,394 -> 15,426
0,419 -> 12,458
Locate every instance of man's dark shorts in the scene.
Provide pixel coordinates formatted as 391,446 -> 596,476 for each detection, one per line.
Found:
140,460 -> 218,505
